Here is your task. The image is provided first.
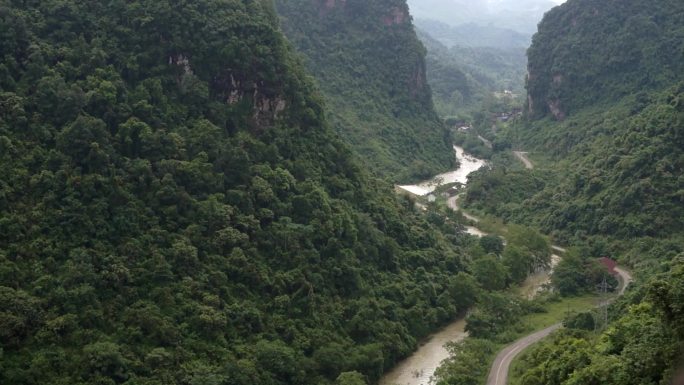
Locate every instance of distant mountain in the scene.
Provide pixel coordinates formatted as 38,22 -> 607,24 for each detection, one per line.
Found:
415,19 -> 530,48
407,0 -> 559,34
417,28 -> 527,117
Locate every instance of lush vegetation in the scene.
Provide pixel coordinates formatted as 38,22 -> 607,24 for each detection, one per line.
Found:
527,0 -> 684,119
274,0 -> 454,182
417,28 -> 527,119
456,0 -> 684,383
466,83 -> 684,245
0,1 -> 482,384
511,257 -> 684,385
434,291 -> 607,385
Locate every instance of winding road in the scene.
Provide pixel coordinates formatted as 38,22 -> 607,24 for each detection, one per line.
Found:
485,267 -> 633,385
513,151 -> 534,170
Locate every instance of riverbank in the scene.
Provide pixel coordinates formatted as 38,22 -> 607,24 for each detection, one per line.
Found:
504,267 -> 633,385
382,146 -> 579,385
384,145 -> 622,385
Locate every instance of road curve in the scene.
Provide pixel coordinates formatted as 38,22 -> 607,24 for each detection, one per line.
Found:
486,324 -> 562,385
513,151 -> 534,170
485,265 -> 633,385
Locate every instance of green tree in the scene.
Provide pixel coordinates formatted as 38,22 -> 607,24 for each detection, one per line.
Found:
471,255 -> 508,291
336,371 -> 367,385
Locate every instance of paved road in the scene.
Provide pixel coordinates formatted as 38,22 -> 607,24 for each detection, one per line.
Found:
513,151 -> 534,170
486,324 -> 562,385
485,266 -> 633,385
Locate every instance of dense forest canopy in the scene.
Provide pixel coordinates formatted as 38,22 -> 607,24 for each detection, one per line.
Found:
465,0 -> 684,245
274,0 -> 454,182
459,0 -> 684,383
0,1 -> 478,384
527,0 -> 684,119
417,28 -> 527,119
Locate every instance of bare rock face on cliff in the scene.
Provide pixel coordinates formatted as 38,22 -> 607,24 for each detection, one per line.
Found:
275,0 -> 453,181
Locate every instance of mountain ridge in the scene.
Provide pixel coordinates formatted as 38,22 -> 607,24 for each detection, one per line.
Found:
275,0 -> 454,182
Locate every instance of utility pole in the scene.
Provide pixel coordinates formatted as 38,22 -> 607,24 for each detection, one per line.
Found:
595,276 -> 609,332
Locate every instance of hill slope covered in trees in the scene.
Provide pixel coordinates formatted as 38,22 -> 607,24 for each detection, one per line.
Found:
526,0 -> 684,120
417,28 -> 527,119
275,0 -> 454,182
461,0 -> 684,383
466,0 -> 684,246
0,1 -> 477,384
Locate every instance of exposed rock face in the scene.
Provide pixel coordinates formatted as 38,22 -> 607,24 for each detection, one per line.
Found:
169,54 -> 193,75
527,94 -> 535,115
552,74 -> 563,85
547,99 -> 565,120
383,6 -> 408,25
410,60 -> 427,97
215,73 -> 286,127
526,0 -> 684,120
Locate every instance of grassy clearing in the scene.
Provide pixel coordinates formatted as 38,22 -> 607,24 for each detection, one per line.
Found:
521,294 -> 600,331
457,294 -> 602,385
506,294 -> 604,385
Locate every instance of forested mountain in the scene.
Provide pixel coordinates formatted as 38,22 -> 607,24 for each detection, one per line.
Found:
466,0 -> 684,243
527,0 -> 684,120
0,1 -> 476,384
274,0 -> 454,182
461,0 -> 684,383
416,28 -> 527,119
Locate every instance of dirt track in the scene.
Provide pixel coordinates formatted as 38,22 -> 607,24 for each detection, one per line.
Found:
513,151 -> 534,169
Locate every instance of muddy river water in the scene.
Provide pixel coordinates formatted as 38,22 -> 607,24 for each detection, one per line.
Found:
383,146 -> 557,385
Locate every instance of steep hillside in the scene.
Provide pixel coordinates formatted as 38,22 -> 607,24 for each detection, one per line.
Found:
417,28 -> 526,120
466,0 -> 684,244
275,0 -> 454,182
461,1 -> 684,382
527,0 -> 684,119
468,85 -> 684,241
0,1 -> 474,384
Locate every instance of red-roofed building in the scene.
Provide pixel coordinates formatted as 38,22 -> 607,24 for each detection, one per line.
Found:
599,257 -> 618,275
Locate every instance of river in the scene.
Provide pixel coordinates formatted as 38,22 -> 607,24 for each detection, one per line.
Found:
397,146 -> 487,196
381,146 -> 486,385
383,146 -> 557,385
379,319 -> 467,385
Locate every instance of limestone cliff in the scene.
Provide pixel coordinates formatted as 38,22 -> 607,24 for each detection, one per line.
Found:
275,0 -> 453,181
526,0 -> 684,120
